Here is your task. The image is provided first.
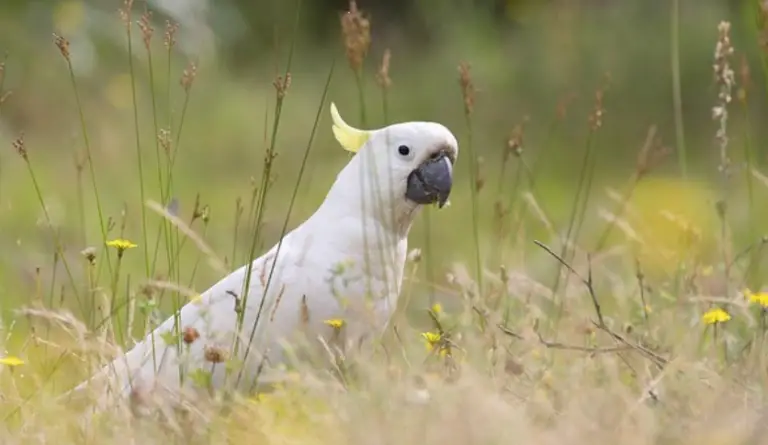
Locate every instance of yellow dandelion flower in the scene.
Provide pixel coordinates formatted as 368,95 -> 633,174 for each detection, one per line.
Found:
421,331 -> 441,345
746,289 -> 768,308
0,356 -> 24,367
106,239 -> 138,252
702,307 -> 731,325
431,303 -> 442,314
323,319 -> 344,329
421,331 -> 449,356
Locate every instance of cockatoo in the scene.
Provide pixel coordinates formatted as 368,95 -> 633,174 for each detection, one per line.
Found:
67,103 -> 458,412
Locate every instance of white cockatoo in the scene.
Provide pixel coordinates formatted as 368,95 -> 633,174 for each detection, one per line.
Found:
67,103 -> 458,411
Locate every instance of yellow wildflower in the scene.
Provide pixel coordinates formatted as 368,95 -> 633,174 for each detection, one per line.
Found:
323,319 -> 344,329
421,331 -> 448,357
746,289 -> 768,308
702,307 -> 731,325
431,303 -> 442,314
106,239 -> 137,253
0,356 -> 24,367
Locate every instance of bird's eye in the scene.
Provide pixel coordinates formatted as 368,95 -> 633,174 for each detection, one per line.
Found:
397,145 -> 411,157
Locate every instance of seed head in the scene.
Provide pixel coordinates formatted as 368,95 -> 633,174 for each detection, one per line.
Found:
376,49 -> 392,90
80,247 -> 97,265
588,89 -> 605,131
758,1 -> 768,55
158,128 -> 171,155
180,61 -> 197,93
273,73 -> 292,100
204,345 -> 228,364
505,119 -> 527,162
53,33 -> 70,61
13,133 -> 26,160
138,10 -> 154,48
164,20 -> 179,49
713,21 -> 734,180
458,61 -> 475,116
340,1 -> 370,74
182,327 -> 200,344
119,0 -> 134,28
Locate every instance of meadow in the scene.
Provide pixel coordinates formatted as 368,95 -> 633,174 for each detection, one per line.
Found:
1,0 -> 768,443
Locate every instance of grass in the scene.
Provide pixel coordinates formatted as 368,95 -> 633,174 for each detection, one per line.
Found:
2,0 -> 768,444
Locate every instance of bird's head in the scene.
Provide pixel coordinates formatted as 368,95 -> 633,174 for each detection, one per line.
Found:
328,103 -> 458,222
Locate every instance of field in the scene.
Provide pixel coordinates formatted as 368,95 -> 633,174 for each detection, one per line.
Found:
1,0 -> 768,443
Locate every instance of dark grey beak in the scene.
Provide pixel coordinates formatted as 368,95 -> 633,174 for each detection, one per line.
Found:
405,152 -> 453,208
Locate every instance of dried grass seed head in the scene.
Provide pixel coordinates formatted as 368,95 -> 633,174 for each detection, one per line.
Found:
589,89 -> 606,130
80,247 -> 97,265
182,327 -> 200,344
273,73 -> 292,99
119,0 -> 134,27
13,133 -> 26,159
53,33 -> 70,61
758,1 -> 768,54
158,128 -> 171,155
458,61 -> 475,116
505,118 -> 528,161
204,345 -> 228,363
376,49 -> 392,90
138,10 -> 154,48
340,1 -> 371,73
180,61 -> 197,92
712,21 -> 735,177
165,20 -> 179,49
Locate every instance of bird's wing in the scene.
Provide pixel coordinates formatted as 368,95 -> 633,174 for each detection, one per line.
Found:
66,235 -> 303,409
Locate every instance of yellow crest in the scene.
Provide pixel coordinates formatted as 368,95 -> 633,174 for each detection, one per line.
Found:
330,102 -> 370,153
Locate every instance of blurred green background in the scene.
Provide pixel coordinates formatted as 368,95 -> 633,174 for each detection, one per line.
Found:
0,0 -> 766,337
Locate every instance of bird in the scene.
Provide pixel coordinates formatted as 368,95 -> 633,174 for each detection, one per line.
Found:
66,102 -> 458,413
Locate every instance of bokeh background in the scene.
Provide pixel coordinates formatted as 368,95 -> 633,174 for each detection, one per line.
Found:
0,0 -> 765,343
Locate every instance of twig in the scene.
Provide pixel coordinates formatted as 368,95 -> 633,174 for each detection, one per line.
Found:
728,235 -> 768,270
497,324 -> 523,340
593,321 -> 667,368
536,331 -> 631,354
534,240 -> 605,326
533,240 -> 668,368
635,258 -> 649,323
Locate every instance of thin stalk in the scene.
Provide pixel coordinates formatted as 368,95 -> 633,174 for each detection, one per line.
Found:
62,53 -> 114,280
23,159 -> 82,314
233,0 -> 303,385
355,70 -> 367,127
244,58 -> 336,392
125,17 -> 150,279
550,130 -> 596,334
146,48 -> 172,279
671,0 -> 687,178
464,115 -> 483,295
740,92 -> 761,290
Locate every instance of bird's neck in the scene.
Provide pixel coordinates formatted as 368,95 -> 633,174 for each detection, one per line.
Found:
314,158 -> 421,240
299,165 -> 420,280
